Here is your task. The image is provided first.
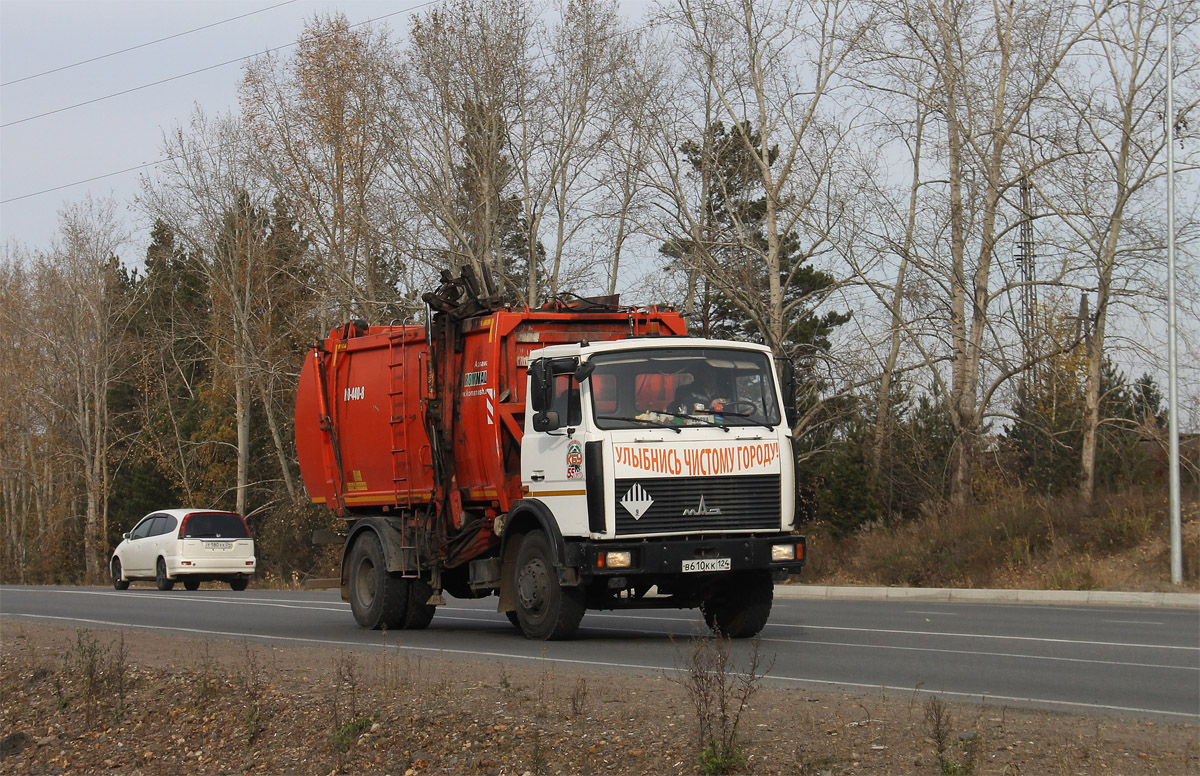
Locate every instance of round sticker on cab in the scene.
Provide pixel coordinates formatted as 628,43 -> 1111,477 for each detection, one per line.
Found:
566,441 -> 583,480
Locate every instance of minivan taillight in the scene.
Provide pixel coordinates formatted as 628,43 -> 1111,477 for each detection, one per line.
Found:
178,514 -> 189,539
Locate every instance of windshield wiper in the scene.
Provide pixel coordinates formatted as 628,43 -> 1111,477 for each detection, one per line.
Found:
713,411 -> 774,430
596,415 -> 682,433
670,411 -> 731,432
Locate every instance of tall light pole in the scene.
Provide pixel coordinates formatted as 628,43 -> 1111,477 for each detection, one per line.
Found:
1166,0 -> 1182,585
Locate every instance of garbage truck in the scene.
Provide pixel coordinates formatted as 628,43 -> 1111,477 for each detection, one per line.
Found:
294,270 -> 806,639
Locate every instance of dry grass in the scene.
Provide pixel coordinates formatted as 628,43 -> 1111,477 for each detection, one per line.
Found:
803,489 -> 1200,592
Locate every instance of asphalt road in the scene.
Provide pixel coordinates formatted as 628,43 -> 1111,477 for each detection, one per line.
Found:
2,585 -> 1197,720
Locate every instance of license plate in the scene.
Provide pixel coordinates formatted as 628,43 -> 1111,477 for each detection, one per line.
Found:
206,541 -> 232,551
682,557 -> 731,573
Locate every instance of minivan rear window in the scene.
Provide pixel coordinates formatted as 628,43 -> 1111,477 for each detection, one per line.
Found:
183,512 -> 250,539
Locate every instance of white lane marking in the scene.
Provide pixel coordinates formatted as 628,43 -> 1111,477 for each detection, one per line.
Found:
11,588 -> 348,607
787,623 -> 1199,652
0,587 -> 349,612
6,589 -> 1195,652
4,613 -> 1195,722
437,613 -> 1200,673
755,636 -> 1196,672
907,611 -> 959,616
560,610 -> 1200,653
1103,620 -> 1163,626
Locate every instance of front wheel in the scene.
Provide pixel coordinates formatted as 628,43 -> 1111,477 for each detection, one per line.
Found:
347,533 -> 407,629
700,570 -> 773,638
183,578 -> 201,591
111,558 -> 129,590
512,531 -> 584,640
155,558 -> 175,591
229,578 -> 248,592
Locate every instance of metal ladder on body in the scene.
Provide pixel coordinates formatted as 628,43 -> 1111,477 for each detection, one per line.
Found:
387,335 -> 420,577
388,334 -> 414,501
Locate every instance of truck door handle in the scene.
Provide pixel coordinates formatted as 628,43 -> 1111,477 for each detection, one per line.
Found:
531,474 -> 545,482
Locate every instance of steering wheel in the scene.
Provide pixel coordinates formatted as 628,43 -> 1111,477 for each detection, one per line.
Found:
718,400 -> 759,415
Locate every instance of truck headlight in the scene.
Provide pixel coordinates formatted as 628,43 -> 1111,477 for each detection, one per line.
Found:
771,543 -> 796,562
598,551 -> 632,569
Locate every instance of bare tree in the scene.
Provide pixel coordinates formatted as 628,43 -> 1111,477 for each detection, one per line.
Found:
865,0 -> 1107,510
141,110 -> 285,517
241,13 -> 399,326
518,0 -> 632,298
646,0 -> 868,451
595,24 -> 673,297
31,197 -> 134,581
1054,0 -> 1200,504
391,0 -> 537,300
0,249 -> 49,582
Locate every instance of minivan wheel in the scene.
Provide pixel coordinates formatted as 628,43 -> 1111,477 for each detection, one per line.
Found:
111,559 -> 129,590
183,578 -> 201,591
155,558 -> 175,591
230,578 -> 248,591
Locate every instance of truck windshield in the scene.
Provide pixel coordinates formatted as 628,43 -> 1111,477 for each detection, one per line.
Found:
588,347 -> 782,429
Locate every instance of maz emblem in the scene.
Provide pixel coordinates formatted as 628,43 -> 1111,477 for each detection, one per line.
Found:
682,495 -> 721,516
620,483 -> 654,520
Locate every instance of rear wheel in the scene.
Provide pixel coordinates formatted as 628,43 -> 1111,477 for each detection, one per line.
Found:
183,578 -> 201,591
402,578 -> 436,630
347,533 -> 407,629
229,578 -> 248,591
700,570 -> 772,638
513,531 -> 584,640
111,559 -> 129,591
155,558 -> 175,591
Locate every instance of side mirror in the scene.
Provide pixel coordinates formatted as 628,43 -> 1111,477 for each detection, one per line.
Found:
122,532 -> 130,540
529,359 -> 552,413
776,356 -> 797,427
574,360 -> 594,382
532,410 -> 560,433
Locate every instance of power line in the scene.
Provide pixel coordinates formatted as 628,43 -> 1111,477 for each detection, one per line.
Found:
2,159 -> 165,204
0,0 -> 300,88
0,0 -> 637,205
1,1 -> 436,129
2,55 -> 260,128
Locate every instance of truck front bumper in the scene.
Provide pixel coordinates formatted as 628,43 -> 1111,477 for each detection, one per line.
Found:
564,534 -> 805,581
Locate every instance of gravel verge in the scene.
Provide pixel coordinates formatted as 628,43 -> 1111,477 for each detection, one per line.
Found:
2,621 -> 1197,775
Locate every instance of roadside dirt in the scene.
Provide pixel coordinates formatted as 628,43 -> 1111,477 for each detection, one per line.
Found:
2,619 -> 1196,775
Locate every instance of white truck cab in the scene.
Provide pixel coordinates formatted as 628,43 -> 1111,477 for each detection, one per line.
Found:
517,337 -> 805,637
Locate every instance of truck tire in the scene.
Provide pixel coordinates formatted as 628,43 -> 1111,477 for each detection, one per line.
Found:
348,533 -> 408,629
700,570 -> 773,638
513,531 -> 584,640
402,578 -> 436,630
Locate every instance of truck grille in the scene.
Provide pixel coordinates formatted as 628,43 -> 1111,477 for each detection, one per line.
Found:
613,475 -> 780,536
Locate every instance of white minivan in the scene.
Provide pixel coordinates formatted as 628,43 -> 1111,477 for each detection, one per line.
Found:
111,509 -> 256,591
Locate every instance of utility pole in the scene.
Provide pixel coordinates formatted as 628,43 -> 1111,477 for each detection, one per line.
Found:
1166,0 -> 1182,585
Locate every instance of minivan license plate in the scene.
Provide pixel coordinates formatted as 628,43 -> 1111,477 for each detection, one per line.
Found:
207,541 -> 232,551
682,558 -> 731,573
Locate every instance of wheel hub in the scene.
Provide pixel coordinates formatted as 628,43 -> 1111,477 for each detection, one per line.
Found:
354,558 -> 375,607
517,558 -> 549,614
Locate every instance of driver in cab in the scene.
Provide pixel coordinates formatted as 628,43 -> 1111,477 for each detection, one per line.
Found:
672,368 -> 727,414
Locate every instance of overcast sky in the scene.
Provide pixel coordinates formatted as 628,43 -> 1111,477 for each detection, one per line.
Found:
0,0 -> 421,260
